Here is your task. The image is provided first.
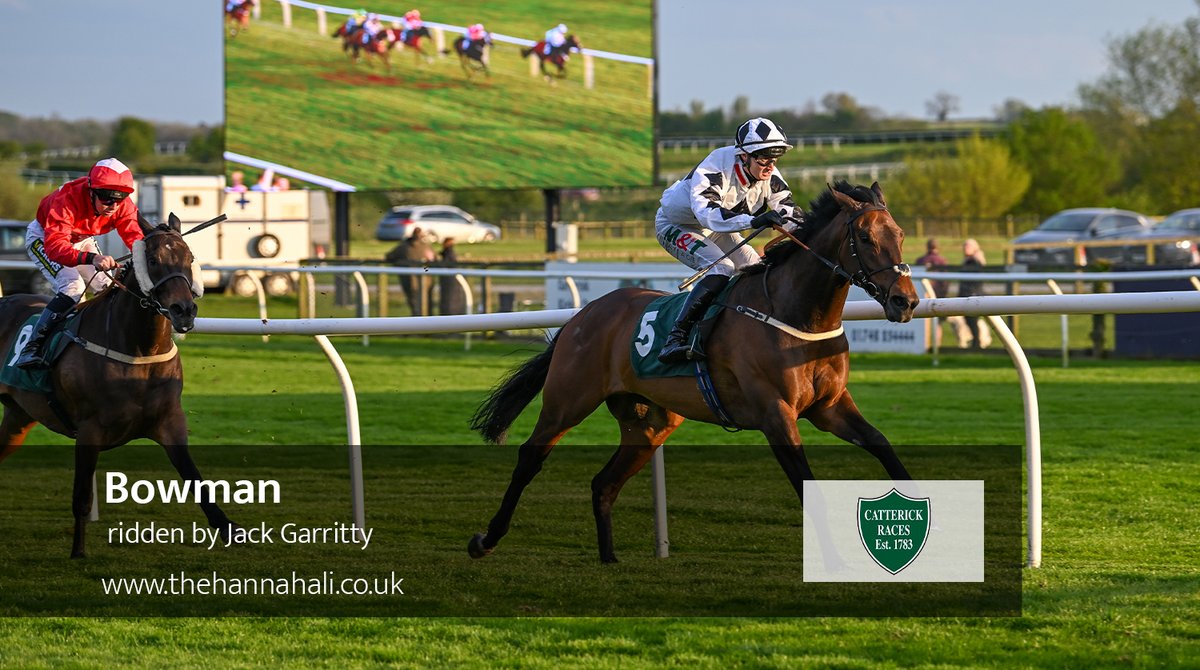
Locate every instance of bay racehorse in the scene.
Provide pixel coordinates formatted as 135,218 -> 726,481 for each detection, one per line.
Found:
0,213 -> 238,558
443,34 -> 492,77
521,34 -> 582,80
468,181 -> 919,563
225,0 -> 255,37
392,25 -> 434,65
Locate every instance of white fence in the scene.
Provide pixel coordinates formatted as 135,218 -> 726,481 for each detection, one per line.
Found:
270,0 -> 654,96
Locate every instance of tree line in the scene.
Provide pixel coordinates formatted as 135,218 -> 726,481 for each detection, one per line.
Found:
664,4 -> 1200,220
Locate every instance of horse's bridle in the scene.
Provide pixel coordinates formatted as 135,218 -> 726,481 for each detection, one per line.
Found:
110,229 -> 197,319
784,205 -> 912,302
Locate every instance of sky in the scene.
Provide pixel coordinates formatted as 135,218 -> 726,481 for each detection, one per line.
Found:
0,0 -> 1196,125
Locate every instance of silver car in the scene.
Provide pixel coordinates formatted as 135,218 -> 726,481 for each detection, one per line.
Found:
1123,209 -> 1200,266
1010,208 -> 1151,266
375,205 -> 501,243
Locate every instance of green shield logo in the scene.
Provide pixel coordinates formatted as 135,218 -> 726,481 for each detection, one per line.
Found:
857,488 -> 931,574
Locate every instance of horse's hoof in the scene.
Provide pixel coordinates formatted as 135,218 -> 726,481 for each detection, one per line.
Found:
71,551 -> 86,560
468,532 -> 493,559
600,554 -> 619,564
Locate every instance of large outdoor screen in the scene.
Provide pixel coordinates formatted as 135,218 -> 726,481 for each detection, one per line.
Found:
224,0 -> 655,191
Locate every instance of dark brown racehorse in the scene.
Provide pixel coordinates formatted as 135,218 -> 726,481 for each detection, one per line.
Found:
225,0 -> 255,37
392,25 -> 434,65
521,34 -> 582,80
468,181 -> 919,563
443,34 -> 492,77
0,214 -> 237,558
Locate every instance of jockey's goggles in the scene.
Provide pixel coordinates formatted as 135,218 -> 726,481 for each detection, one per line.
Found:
93,188 -> 131,205
751,156 -> 779,167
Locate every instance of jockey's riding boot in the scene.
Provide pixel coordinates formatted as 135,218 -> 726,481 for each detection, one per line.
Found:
657,274 -> 730,364
15,292 -> 75,370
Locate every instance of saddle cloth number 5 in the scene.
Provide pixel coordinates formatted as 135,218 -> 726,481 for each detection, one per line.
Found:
634,311 -> 658,358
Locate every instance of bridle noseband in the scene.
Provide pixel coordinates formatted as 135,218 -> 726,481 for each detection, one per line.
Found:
113,229 -> 197,318
790,205 -> 912,302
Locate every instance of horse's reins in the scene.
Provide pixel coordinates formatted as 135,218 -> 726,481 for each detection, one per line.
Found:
105,229 -> 197,319
102,214 -> 225,316
770,205 -> 912,302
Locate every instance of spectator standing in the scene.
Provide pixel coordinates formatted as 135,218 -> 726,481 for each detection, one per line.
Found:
386,226 -> 435,316
438,237 -> 468,315
956,238 -> 991,349
915,238 -> 949,350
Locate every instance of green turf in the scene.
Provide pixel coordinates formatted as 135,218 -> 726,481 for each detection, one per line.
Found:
1,330 -> 1197,665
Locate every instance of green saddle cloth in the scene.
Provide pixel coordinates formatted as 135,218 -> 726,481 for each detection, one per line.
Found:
0,313 -> 78,393
629,276 -> 741,379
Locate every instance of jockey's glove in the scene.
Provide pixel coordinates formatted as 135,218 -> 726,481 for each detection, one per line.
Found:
750,210 -> 784,229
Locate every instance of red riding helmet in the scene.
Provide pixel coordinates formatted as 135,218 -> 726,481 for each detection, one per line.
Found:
88,157 -> 135,193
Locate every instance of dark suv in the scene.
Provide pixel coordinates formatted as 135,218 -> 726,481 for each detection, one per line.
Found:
0,218 -> 51,295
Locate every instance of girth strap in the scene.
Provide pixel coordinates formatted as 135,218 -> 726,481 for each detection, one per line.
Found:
72,336 -> 179,365
733,305 -> 845,342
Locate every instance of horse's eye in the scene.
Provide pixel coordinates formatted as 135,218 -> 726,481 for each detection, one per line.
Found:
859,233 -> 871,243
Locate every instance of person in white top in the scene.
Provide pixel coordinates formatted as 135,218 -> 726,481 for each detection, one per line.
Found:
543,23 -> 567,55
654,117 -> 802,363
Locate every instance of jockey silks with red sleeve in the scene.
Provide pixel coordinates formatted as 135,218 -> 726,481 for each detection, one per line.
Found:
16,157 -> 143,369
35,176 -> 142,269
653,117 -> 802,364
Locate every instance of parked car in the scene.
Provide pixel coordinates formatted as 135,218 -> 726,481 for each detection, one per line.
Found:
1120,208 -> 1200,266
0,218 -> 52,295
375,205 -> 500,243
1010,208 -> 1151,266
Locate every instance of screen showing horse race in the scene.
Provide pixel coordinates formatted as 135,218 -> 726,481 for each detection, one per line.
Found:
223,0 -> 655,191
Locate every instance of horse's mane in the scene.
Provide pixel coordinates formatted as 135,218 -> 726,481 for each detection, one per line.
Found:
742,180 -> 880,275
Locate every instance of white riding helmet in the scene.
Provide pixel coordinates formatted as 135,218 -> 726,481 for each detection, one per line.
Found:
735,117 -> 792,157
557,23 -> 567,33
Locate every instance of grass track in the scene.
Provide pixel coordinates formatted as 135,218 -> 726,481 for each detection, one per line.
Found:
1,333 -> 1197,665
225,1 -> 653,189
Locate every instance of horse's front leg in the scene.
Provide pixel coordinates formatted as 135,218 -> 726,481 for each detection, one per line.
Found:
161,444 -> 240,542
70,443 -> 101,558
806,391 -> 911,480
760,406 -> 846,571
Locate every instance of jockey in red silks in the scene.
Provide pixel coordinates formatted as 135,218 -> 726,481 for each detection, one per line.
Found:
400,9 -> 424,43
653,118 -> 803,364
16,158 -> 144,369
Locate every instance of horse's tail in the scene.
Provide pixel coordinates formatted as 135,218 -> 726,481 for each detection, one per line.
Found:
470,332 -> 560,444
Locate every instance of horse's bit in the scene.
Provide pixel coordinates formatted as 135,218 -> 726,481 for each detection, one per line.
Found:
785,205 -> 912,302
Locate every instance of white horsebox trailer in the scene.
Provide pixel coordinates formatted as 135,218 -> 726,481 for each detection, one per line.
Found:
97,175 -> 330,296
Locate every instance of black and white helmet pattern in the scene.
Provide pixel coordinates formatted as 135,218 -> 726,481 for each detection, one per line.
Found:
735,117 -> 792,155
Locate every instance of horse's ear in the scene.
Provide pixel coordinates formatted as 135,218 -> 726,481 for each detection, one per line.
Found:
137,213 -> 155,235
168,213 -> 182,233
870,181 -> 887,206
829,185 -> 859,211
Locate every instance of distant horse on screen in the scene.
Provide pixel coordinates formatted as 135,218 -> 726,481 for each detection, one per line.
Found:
521,34 -> 582,80
393,25 -> 434,65
444,34 -> 493,77
225,0 -> 255,37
